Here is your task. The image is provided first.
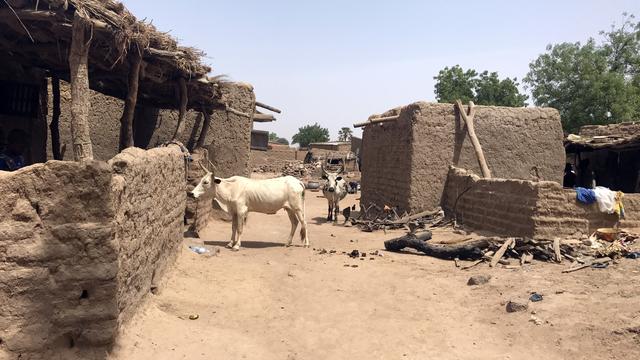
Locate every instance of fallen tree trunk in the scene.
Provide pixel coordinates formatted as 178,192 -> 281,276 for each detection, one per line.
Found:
384,232 -> 491,260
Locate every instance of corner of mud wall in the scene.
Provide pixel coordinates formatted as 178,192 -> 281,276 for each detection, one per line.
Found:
208,82 -> 255,178
360,110 -> 413,214
108,146 -> 187,324
0,161 -> 119,356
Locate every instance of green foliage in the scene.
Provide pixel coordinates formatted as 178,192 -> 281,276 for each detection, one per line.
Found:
338,127 -> 353,142
291,123 -> 330,148
268,132 -> 289,145
524,13 -> 640,132
434,65 -> 527,107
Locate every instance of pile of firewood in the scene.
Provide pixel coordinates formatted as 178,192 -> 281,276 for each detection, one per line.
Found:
350,206 -> 448,232
383,230 -> 639,272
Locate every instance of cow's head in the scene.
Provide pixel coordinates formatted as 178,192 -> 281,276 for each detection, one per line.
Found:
321,164 -> 344,193
190,161 -> 220,199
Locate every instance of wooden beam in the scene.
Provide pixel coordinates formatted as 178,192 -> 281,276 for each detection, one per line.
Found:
195,111 -> 212,149
225,104 -> 252,118
353,115 -> 400,128
119,43 -> 143,151
455,100 -> 491,178
68,12 -> 93,162
253,113 -> 276,122
255,101 -> 281,114
50,75 -> 62,160
171,77 -> 188,140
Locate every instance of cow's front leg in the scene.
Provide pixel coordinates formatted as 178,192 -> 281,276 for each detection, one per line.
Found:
334,202 -> 340,222
227,215 -> 237,248
327,204 -> 333,221
232,212 -> 245,251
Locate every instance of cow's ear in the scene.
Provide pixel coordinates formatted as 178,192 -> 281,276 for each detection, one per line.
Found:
214,178 -> 222,184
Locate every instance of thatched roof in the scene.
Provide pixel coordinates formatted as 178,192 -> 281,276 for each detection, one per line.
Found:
0,0 -> 223,110
565,133 -> 640,152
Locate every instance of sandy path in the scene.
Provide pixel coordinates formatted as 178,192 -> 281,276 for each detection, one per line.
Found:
108,192 -> 640,360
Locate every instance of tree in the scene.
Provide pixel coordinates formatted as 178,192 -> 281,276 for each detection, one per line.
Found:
291,123 -> 330,148
524,13 -> 640,132
434,65 -> 477,103
434,66 -> 527,107
268,132 -> 290,145
338,127 -> 353,142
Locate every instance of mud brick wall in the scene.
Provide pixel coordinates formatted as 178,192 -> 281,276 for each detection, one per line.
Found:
361,102 -> 565,213
360,107 -> 413,211
109,147 -> 186,324
443,167 -> 640,239
208,82 -> 255,178
0,161 -> 118,354
50,81 -> 255,180
0,147 -> 186,357
185,150 -> 216,232
442,167 -> 539,236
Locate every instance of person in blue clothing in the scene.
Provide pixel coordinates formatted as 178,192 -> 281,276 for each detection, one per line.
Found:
0,129 -> 28,171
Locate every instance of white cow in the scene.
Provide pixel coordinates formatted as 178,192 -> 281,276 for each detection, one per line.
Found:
322,164 -> 348,222
190,162 -> 309,250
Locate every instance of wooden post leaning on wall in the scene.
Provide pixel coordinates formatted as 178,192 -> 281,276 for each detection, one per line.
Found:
171,77 -> 188,141
455,100 -> 491,178
50,76 -> 62,160
119,42 -> 143,151
196,110 -> 212,149
68,11 -> 94,161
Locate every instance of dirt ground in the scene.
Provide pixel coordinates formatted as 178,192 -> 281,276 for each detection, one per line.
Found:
105,188 -> 640,360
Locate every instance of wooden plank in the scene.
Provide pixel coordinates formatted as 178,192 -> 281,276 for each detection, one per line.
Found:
171,77 -> 188,140
490,238 -> 514,267
455,100 -> 491,178
196,111 -> 211,149
50,75 -> 62,160
553,237 -> 562,263
353,115 -> 400,128
255,101 -> 281,114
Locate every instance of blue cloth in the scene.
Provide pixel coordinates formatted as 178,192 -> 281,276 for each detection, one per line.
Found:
0,153 -> 25,171
576,187 -> 596,204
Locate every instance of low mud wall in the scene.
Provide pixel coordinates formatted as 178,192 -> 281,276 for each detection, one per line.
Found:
443,167 -> 640,239
0,147 -> 186,357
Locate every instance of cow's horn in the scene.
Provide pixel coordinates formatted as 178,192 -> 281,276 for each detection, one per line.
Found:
207,159 -> 217,173
198,160 -> 209,173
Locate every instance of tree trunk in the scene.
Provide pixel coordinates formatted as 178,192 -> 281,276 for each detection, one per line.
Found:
50,76 -> 62,160
69,12 -> 93,162
171,77 -> 188,141
119,43 -> 143,151
196,111 -> 211,149
384,232 -> 490,260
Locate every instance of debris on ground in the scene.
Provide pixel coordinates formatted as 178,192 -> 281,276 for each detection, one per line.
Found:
382,228 -> 638,272
529,315 -> 543,325
188,246 -> 209,254
348,250 -> 360,258
529,293 -> 544,302
506,300 -> 529,313
467,275 -> 491,286
188,314 -> 199,320
350,206 -> 448,232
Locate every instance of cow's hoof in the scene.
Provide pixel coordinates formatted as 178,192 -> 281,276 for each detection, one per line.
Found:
285,243 -> 292,247
226,242 -> 234,249
231,247 -> 240,252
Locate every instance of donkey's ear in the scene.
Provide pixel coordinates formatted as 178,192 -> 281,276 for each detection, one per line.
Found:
214,178 -> 222,184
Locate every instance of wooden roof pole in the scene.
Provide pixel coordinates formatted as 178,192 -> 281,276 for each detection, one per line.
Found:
455,100 -> 491,178
50,76 -> 62,160
119,42 -> 143,151
69,11 -> 93,162
171,77 -> 188,141
196,111 -> 212,149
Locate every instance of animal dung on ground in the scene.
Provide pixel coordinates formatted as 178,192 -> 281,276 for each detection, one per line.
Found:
467,275 -> 491,286
506,301 -> 528,313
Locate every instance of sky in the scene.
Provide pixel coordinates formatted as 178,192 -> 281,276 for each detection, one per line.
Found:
126,0 -> 640,143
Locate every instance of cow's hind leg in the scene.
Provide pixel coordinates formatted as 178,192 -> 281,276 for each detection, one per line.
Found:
285,209 -> 298,247
232,212 -> 245,251
295,209 -> 309,247
227,215 -> 237,248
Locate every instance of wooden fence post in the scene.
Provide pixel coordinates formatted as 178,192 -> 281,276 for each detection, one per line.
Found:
69,11 -> 93,161
119,42 -> 143,151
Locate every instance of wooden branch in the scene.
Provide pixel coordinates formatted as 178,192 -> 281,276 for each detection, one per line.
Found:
553,238 -> 562,263
562,257 -> 611,273
390,208 -> 442,225
225,104 -> 252,118
196,111 -> 211,149
171,77 -> 188,141
353,115 -> 400,128
119,43 -> 143,151
50,75 -> 62,160
68,12 -> 93,162
255,101 -> 282,114
456,100 -> 491,178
